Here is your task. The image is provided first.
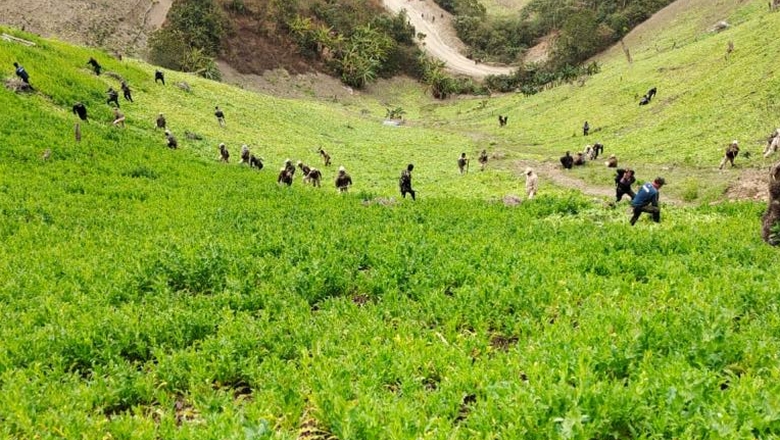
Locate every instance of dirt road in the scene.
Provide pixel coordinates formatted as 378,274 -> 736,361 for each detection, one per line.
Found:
382,0 -> 515,78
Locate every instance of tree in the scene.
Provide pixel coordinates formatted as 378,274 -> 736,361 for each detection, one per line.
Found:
551,9 -> 601,67
336,25 -> 394,88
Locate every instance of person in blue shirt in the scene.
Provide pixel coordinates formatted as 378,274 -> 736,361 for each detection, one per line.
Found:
13,62 -> 29,83
630,177 -> 665,225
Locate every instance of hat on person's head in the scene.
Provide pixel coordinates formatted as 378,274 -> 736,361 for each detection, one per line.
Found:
339,165 -> 346,172
525,167 -> 533,175
654,177 -> 666,186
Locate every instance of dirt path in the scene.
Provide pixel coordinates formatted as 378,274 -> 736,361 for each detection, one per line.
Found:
511,159 -> 772,206
382,0 -> 515,78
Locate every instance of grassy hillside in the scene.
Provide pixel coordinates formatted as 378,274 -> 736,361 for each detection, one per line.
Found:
377,0 -> 779,201
2,0 -> 780,437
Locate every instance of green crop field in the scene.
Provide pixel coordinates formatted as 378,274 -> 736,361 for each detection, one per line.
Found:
1,0 -> 780,438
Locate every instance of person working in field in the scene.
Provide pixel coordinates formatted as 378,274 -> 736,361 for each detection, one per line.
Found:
13,62 -> 30,84
112,108 -> 125,127
525,167 -> 538,200
615,168 -> 636,202
458,152 -> 469,174
630,177 -> 665,225
399,163 -> 416,200
719,140 -> 740,169
335,166 -> 353,193
87,57 -> 102,75
478,150 -> 488,171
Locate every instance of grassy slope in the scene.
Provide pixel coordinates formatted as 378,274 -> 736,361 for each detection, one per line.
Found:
480,0 -> 531,17
2,0 -> 780,437
385,0 -> 780,201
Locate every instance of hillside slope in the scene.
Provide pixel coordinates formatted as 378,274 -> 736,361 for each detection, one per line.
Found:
397,0 -> 778,201
381,0 -> 515,77
2,3 -> 780,437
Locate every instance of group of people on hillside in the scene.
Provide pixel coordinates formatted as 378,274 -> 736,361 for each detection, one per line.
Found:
22,57 -> 765,225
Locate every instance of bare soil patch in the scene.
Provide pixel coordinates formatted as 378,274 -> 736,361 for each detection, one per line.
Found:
216,61 -> 359,101
0,0 -> 173,55
724,168 -> 770,201
382,0 -> 515,78
523,32 -> 555,65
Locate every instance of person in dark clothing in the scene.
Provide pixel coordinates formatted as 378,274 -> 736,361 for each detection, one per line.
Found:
156,113 -> 166,129
583,121 -> 590,136
591,143 -> 604,159
13,62 -> 29,83
335,166 -> 353,193
646,87 -> 657,100
106,87 -> 120,107
72,102 -> 88,121
457,152 -> 469,174
155,69 -> 165,85
630,177 -> 665,225
87,57 -> 102,75
277,168 -> 293,186
719,140 -> 740,169
219,143 -> 229,163
478,150 -> 489,171
240,145 -> 250,165
214,106 -> 225,127
165,130 -> 177,149
121,81 -> 133,102
283,159 -> 296,177
560,151 -> 574,169
615,168 -> 636,202
399,163 -> 416,200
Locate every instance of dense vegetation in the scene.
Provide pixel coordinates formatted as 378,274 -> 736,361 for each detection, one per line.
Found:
149,0 -> 226,80
150,0 -> 428,88
431,0 -> 676,93
440,0 -> 675,65
2,0 -> 780,436
149,0 -> 680,94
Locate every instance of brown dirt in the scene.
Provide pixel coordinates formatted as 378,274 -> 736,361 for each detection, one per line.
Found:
523,32 -> 556,65
0,0 -> 173,55
511,159 -> 773,205
724,168 -> 770,201
216,60 -> 359,101
513,160 -> 617,200
218,13 -> 318,76
382,0 -> 516,77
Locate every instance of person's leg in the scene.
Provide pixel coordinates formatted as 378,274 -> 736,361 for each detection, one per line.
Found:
630,206 -> 642,225
641,205 -> 660,223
